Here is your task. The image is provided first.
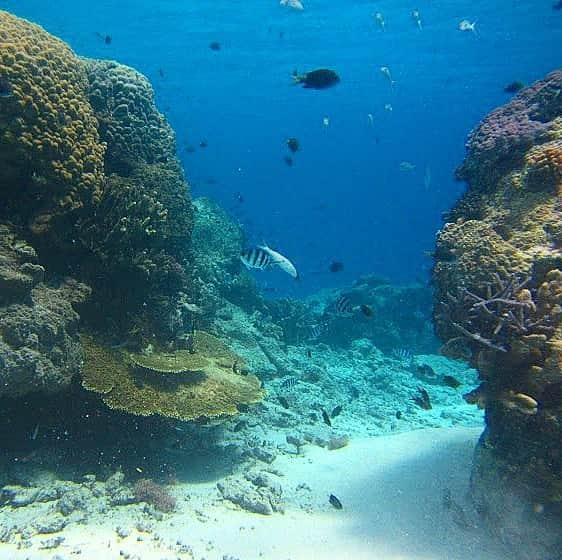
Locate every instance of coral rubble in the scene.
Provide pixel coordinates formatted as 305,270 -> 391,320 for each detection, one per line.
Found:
433,70 -> 562,559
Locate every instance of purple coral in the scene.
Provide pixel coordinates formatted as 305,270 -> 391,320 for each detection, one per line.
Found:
457,70 -> 562,186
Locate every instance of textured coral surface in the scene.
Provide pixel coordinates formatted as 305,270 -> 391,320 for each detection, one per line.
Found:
434,71 -> 562,559
0,10 -> 105,231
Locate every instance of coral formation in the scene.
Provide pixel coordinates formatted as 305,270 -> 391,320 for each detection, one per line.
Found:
0,224 -> 89,397
81,331 -> 264,420
0,10 -> 105,234
83,59 -> 176,175
133,479 -> 176,512
434,71 -> 562,559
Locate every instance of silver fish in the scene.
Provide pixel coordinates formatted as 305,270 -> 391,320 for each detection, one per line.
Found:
259,245 -> 299,279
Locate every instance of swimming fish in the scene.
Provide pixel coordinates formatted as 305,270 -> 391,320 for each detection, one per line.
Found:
308,323 -> 325,339
331,294 -> 354,316
504,80 -> 525,94
359,304 -> 373,317
375,12 -> 385,31
329,494 -> 343,509
293,68 -> 340,89
0,74 -> 13,98
283,155 -> 294,166
367,113 -> 374,126
321,409 -> 332,426
380,66 -> 395,88
554,1 -> 562,10
412,10 -> 422,30
412,387 -> 432,410
399,161 -> 416,171
240,245 -> 298,279
96,32 -> 112,45
280,0 -> 304,11
322,116 -> 330,129
281,377 -> 298,389
209,41 -> 221,51
328,261 -> 344,273
331,405 -> 343,417
384,103 -> 393,112
459,19 -> 477,33
260,245 -> 299,278
278,396 -> 290,409
286,137 -> 300,153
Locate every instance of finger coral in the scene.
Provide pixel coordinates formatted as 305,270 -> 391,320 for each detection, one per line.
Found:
81,331 -> 264,420
0,10 -> 105,232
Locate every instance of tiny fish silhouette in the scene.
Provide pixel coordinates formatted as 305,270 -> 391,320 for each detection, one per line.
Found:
443,375 -> 461,389
321,408 -> 332,426
331,405 -> 342,417
278,396 -> 290,409
329,494 -> 343,509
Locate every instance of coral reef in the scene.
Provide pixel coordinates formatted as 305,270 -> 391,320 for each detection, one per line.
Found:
0,10 -> 105,235
0,224 -> 89,397
81,331 -> 264,420
433,71 -> 562,559
83,59 -> 176,175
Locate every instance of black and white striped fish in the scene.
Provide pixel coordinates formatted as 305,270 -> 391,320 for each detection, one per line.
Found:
240,247 -> 272,270
280,377 -> 298,389
331,294 -> 355,315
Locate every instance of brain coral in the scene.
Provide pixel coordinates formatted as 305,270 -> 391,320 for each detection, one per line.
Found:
0,10 -> 105,231
83,59 -> 175,174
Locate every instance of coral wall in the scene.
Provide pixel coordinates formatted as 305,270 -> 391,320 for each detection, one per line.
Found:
433,70 -> 562,559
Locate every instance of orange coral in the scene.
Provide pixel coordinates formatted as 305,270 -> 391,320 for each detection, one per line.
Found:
0,10 -> 105,226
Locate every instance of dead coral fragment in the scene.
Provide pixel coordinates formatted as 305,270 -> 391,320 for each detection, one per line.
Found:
81,331 -> 264,420
133,479 -> 176,513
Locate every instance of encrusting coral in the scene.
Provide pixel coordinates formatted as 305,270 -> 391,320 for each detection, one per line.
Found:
433,70 -> 562,559
81,331 -> 264,421
0,10 -> 105,233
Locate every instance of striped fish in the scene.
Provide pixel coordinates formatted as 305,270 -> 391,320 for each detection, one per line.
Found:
281,377 -> 298,389
331,294 -> 355,315
240,247 -> 272,270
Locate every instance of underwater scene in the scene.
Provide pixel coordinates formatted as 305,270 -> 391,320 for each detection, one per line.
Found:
0,1 -> 561,559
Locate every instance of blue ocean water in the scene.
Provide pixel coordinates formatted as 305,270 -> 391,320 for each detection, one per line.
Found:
5,0 -> 560,295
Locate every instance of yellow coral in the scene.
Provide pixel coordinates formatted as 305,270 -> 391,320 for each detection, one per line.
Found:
0,10 -> 105,223
523,139 -> 562,193
81,332 -> 264,421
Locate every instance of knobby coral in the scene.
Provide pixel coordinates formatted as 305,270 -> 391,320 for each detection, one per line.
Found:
0,10 -> 105,232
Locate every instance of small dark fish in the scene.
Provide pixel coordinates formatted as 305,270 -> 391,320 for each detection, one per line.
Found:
553,1 -> 562,10
283,155 -> 294,167
332,294 -> 354,315
281,377 -> 298,389
504,80 -> 525,94
233,420 -> 247,432
294,68 -> 340,89
240,247 -> 271,270
278,396 -> 290,409
329,494 -> 343,510
360,304 -> 373,317
158,68 -> 165,78
209,41 -> 221,51
443,375 -> 461,389
286,137 -> 300,153
321,408 -> 332,426
199,139 -> 208,148
411,387 -> 432,410
306,349 -> 312,359
395,410 -> 402,419
328,261 -> 344,273
417,363 -> 436,378
331,405 -> 343,418
0,74 -> 13,98
104,35 -> 112,45
279,31 -> 285,39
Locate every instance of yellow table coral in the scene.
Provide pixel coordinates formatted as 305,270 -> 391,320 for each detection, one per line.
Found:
81,331 -> 264,421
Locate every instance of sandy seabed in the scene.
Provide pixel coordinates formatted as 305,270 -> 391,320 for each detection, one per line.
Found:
1,427 -> 509,560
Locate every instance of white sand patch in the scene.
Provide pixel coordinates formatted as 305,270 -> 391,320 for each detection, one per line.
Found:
2,427 -> 509,560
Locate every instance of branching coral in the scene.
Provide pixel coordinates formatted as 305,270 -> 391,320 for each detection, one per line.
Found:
0,10 -> 105,231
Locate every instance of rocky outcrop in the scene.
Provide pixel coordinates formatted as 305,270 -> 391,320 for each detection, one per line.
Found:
433,70 -> 562,559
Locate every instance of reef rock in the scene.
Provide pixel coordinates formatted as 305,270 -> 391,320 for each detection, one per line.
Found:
0,224 -> 88,398
433,70 -> 562,559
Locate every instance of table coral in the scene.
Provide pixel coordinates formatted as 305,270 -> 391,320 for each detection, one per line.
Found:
83,59 -> 175,175
0,10 -> 105,231
81,331 -> 264,420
